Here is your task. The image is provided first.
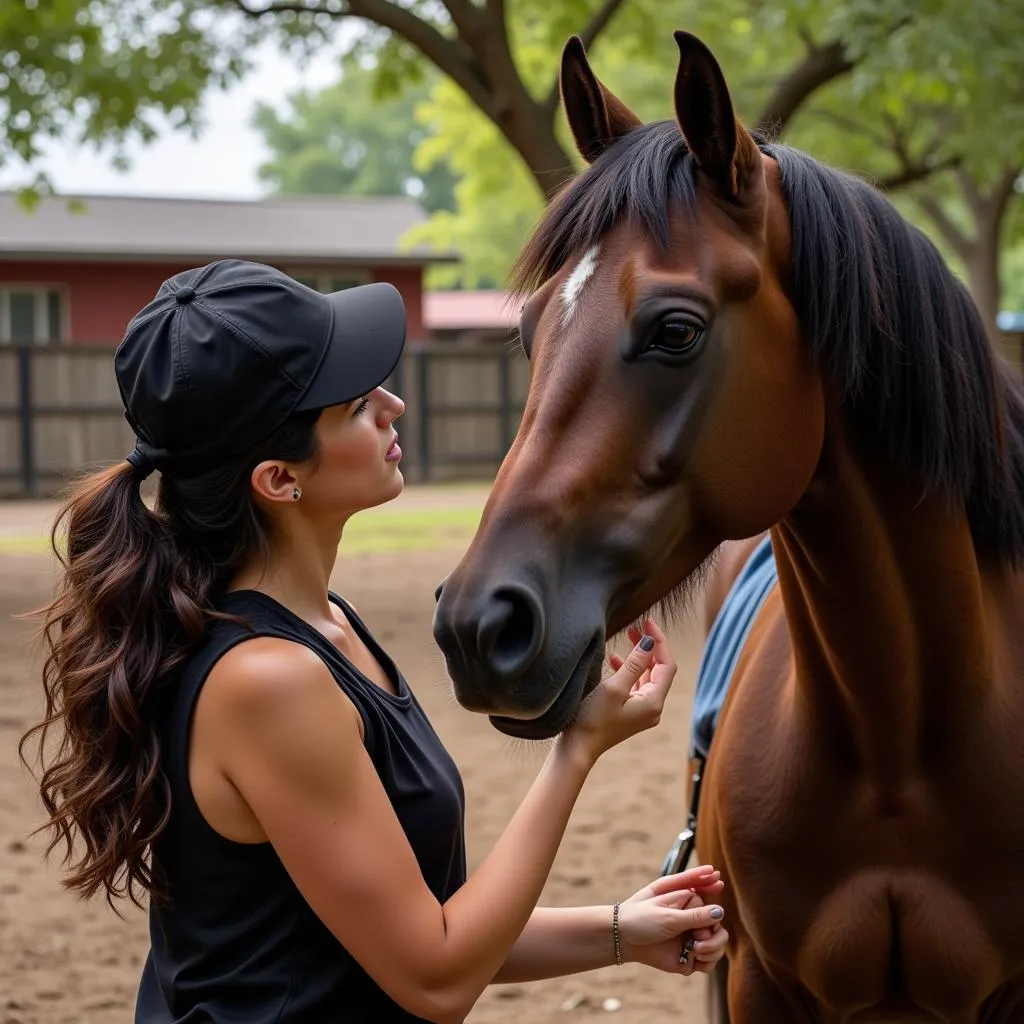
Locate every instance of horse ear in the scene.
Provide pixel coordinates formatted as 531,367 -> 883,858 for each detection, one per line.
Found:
560,35 -> 642,164
673,31 -> 760,197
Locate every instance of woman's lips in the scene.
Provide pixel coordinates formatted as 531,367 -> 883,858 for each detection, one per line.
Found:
385,438 -> 402,463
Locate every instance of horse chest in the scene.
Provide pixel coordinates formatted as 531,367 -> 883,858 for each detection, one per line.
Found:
792,871 -> 1003,1017
703,644 -> 1024,1019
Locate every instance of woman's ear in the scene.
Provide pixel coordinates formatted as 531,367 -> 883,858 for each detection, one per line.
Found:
250,460 -> 300,505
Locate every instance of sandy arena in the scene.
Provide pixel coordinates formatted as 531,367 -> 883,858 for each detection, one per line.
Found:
1,486 -> 713,1023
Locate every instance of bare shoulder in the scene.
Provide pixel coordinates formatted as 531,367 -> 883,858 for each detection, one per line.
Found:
202,636 -> 361,739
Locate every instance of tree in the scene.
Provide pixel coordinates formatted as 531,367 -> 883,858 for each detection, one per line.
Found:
3,0 -> 1019,316
0,0 -> 252,195
778,0 -> 1024,337
221,0 -> 902,201
405,1 -> 1023,294
254,63 -> 457,213
2,0 -> 886,202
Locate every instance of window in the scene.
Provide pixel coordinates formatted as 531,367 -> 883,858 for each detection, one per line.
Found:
288,270 -> 369,294
0,286 -> 66,345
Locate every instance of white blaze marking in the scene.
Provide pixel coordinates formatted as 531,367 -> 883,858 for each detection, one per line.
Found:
560,245 -> 600,326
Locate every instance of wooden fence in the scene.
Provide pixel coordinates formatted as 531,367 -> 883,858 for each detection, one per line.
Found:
0,342 -> 532,498
1,333 -> 1022,499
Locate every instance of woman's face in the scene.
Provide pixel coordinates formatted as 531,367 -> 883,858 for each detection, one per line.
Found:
301,387 -> 406,516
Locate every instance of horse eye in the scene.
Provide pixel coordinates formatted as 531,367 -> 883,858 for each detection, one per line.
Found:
649,320 -> 705,356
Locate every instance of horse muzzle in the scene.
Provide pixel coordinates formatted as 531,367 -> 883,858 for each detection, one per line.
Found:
432,561 -> 607,739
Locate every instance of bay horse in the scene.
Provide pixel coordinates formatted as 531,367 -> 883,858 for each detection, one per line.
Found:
432,29 -> 1024,1024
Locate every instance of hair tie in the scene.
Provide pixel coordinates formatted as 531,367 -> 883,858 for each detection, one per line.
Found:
125,441 -> 156,481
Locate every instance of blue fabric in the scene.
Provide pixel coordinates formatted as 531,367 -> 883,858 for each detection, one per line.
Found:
691,535 -> 778,760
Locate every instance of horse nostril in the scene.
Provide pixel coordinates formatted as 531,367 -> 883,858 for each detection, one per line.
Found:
434,577 -> 448,604
477,585 -> 544,681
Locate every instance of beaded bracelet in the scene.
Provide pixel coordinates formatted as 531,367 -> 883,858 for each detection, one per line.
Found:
612,901 -> 624,966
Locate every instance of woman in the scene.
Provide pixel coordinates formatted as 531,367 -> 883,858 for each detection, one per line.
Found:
23,260 -> 728,1024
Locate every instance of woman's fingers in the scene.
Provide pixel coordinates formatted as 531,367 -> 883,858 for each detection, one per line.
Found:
664,904 -> 725,932
693,927 -> 729,959
629,618 -> 677,707
642,618 -> 676,680
693,878 -> 726,896
604,634 -> 656,700
646,867 -> 720,899
692,928 -> 730,972
607,623 -> 645,673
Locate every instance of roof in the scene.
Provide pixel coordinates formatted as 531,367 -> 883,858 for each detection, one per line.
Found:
0,192 -> 458,265
423,290 -> 520,331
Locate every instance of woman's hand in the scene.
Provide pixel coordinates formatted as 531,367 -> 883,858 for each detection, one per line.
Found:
619,867 -> 729,976
560,618 -> 677,764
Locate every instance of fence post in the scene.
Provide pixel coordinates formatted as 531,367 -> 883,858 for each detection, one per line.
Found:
417,349 -> 431,482
16,341 -> 35,498
498,347 -> 512,456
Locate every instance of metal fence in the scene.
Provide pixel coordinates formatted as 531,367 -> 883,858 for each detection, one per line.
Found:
1,333 -> 1022,499
0,342 -> 532,498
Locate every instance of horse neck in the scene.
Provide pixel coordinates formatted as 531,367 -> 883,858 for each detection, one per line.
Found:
771,419 -> 996,793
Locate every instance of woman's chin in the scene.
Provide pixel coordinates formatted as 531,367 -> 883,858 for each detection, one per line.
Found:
375,471 -> 405,506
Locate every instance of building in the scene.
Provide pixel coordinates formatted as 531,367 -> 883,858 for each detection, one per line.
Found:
422,290 -> 520,345
0,192 -> 458,346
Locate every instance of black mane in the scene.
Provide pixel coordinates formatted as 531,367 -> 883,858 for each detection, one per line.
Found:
513,120 -> 1024,564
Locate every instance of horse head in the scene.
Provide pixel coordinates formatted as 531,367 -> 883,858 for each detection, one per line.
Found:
433,33 -> 823,738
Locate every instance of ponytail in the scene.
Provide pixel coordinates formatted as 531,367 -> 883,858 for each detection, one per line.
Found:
20,410 -> 320,908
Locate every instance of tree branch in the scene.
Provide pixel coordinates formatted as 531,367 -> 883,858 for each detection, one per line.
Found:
485,0 -> 506,27
576,0 -> 631,53
542,0 -> 631,117
225,0 -> 495,117
436,0 -> 486,42
753,14 -> 910,139
754,38 -> 854,137
875,155 -> 961,192
916,194 -> 973,260
224,0 -> 345,14
808,108 -> 891,149
989,164 -> 1022,222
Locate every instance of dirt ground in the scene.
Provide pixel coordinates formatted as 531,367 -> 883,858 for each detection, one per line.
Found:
0,488 -> 712,1024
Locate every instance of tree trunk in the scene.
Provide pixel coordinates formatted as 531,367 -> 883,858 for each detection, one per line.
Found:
451,2 -> 578,198
962,226 -> 1002,343
500,111 -> 576,197
916,165 -> 1021,345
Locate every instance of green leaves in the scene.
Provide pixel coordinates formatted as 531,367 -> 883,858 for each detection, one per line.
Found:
1,0 -> 1019,308
0,0 -> 255,180
255,60 -> 457,213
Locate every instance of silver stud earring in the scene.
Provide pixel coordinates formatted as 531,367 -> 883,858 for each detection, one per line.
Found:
292,487 -> 301,501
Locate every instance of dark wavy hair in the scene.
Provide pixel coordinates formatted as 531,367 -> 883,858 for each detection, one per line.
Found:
19,410 -> 321,909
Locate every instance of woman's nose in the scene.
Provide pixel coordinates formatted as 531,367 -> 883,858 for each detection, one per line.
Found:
378,388 -> 405,425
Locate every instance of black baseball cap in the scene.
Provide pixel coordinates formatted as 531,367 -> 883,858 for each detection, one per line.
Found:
114,259 -> 406,477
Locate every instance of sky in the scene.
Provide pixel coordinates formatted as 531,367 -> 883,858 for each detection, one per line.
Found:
0,42 -> 342,201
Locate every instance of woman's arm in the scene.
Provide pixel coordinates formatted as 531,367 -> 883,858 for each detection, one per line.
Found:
203,623 -> 698,1024
493,906 -> 617,982
493,870 -> 727,983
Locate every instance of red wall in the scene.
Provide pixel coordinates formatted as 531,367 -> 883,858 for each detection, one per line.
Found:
0,259 -> 424,344
374,265 -> 424,341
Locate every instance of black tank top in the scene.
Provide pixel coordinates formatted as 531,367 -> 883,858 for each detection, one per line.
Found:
136,590 -> 467,1023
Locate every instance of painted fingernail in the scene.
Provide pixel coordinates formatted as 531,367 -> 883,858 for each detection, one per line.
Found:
709,906 -> 724,920
639,635 -> 654,651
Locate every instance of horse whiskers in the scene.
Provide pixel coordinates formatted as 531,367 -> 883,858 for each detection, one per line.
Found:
653,550 -> 720,630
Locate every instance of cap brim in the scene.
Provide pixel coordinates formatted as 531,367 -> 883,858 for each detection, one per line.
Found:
295,281 -> 407,412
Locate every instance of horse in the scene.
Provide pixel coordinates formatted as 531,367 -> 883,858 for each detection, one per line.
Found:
431,28 -> 1024,1024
